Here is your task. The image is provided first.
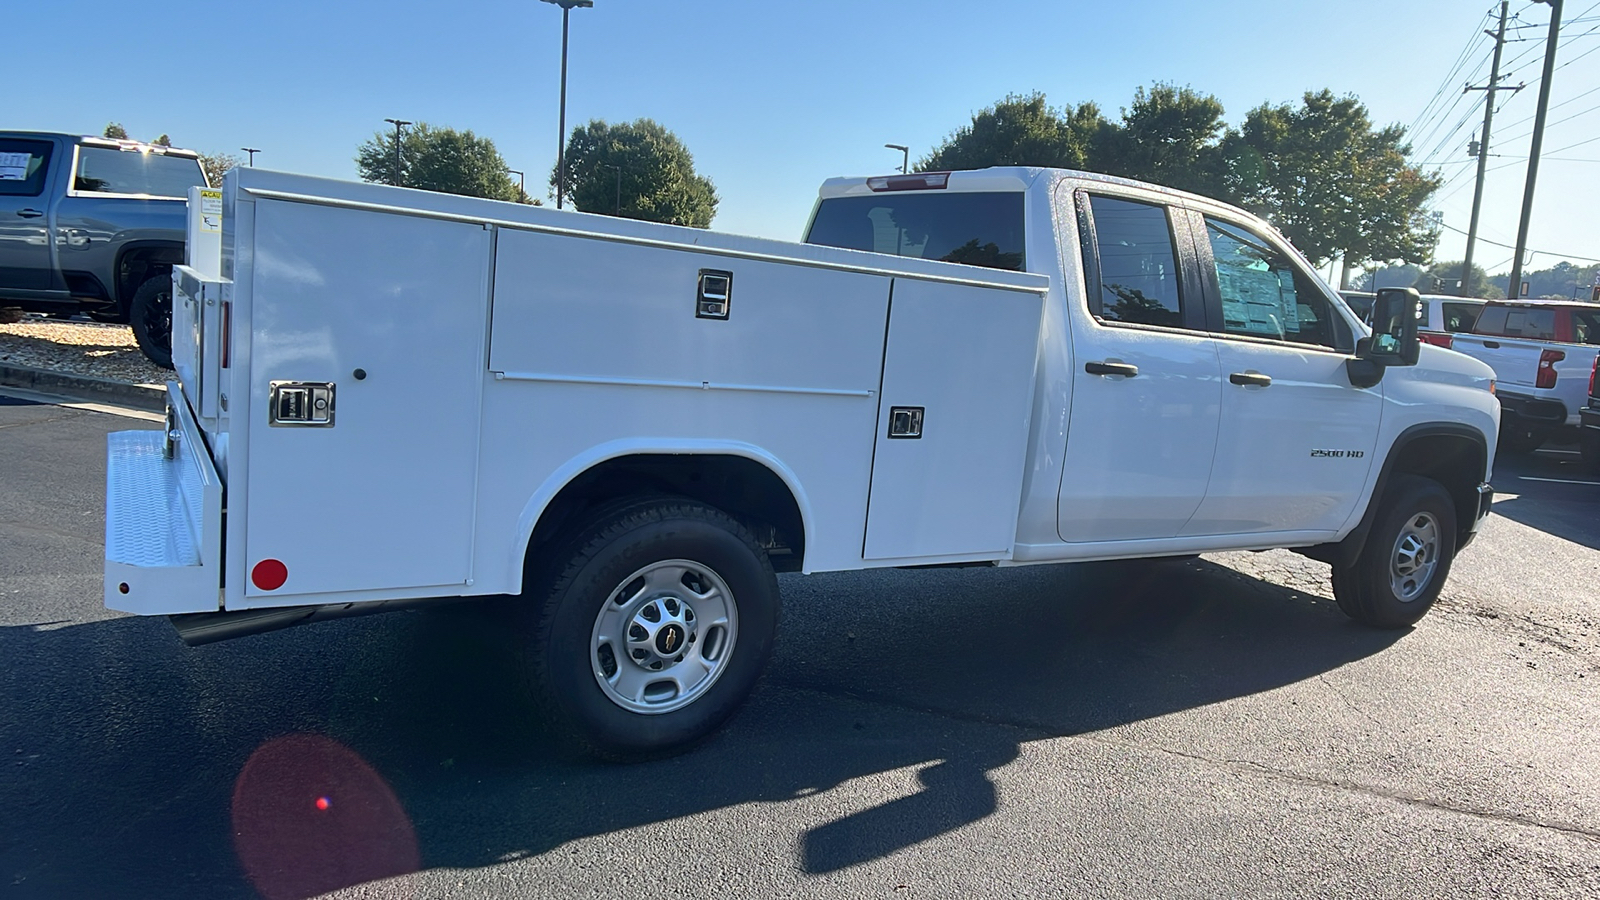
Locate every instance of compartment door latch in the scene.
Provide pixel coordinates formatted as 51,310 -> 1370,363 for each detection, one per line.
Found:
268,381 -> 336,427
696,269 -> 732,320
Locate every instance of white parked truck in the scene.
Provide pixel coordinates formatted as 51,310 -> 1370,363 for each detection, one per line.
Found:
106,167 -> 1498,758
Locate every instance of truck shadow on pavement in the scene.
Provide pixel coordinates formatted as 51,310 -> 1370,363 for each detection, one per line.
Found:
1484,445 -> 1600,551
0,558 -> 1404,898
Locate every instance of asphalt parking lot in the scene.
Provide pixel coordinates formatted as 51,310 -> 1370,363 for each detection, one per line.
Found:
1,393 -> 1597,899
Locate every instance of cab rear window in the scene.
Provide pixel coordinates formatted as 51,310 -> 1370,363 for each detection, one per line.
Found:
805,192 -> 1025,271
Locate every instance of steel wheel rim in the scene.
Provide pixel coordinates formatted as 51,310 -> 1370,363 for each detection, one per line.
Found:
590,559 -> 738,715
1389,511 -> 1440,602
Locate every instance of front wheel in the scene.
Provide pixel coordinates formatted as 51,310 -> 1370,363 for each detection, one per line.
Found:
129,273 -> 174,369
522,499 -> 780,759
1332,474 -> 1457,629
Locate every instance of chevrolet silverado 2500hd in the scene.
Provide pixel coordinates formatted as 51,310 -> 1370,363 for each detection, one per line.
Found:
105,166 -> 1498,758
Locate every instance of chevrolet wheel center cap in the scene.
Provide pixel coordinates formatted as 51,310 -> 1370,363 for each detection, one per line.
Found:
656,624 -> 685,655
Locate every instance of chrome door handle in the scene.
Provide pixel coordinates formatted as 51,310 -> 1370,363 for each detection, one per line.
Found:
1229,371 -> 1272,387
16,208 -> 43,219
1085,361 -> 1138,378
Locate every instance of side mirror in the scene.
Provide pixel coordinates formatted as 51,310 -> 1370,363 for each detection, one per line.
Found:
1369,287 -> 1421,366
1347,287 -> 1421,389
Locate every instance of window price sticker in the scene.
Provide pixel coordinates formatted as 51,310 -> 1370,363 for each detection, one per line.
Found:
0,152 -> 31,181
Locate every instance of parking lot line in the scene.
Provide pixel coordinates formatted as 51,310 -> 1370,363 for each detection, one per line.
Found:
1517,475 -> 1600,486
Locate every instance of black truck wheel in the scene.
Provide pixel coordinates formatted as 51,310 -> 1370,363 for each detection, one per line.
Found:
1580,427 -> 1600,475
130,273 -> 174,369
522,498 -> 780,759
1331,474 -> 1457,629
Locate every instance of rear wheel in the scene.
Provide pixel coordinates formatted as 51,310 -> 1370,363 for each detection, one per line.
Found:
1332,474 -> 1457,629
130,273 -> 174,369
521,498 -> 780,759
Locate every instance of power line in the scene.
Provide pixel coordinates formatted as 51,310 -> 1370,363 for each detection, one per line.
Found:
1437,220 -> 1600,262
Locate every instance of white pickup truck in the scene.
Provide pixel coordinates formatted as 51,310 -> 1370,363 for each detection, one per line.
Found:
1447,300 -> 1600,453
105,167 -> 1498,758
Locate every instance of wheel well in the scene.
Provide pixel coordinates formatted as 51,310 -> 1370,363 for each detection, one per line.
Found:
115,244 -> 184,308
527,454 -> 806,575
1387,433 -> 1485,540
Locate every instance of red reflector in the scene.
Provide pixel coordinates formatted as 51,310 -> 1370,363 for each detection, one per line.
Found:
867,172 -> 950,192
1590,355 -> 1598,398
252,559 -> 288,591
1420,332 -> 1452,348
1537,348 -> 1564,389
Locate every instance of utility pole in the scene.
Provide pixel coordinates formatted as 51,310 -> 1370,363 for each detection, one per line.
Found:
606,164 -> 621,214
241,147 -> 260,167
1461,2 -> 1519,297
508,169 -> 526,201
1508,0 -> 1563,299
383,118 -> 412,187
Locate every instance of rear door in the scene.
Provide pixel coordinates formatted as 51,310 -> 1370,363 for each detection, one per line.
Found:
1180,211 -> 1380,537
1057,189 -> 1222,542
0,137 -> 59,294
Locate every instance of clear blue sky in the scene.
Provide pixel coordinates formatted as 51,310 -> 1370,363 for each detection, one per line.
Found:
15,0 -> 1600,280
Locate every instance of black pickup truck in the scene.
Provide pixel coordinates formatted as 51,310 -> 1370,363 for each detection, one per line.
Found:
0,131 -> 208,367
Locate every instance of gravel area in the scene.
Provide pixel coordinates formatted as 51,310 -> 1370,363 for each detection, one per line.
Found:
0,314 -> 167,386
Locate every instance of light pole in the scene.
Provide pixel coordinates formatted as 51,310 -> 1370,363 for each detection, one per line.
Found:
509,168 -> 526,201
241,147 -> 260,167
606,164 -> 621,214
884,143 -> 909,174
383,118 -> 412,186
541,0 -> 594,209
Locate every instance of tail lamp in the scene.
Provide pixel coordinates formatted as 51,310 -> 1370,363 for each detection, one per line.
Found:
1537,348 -> 1564,389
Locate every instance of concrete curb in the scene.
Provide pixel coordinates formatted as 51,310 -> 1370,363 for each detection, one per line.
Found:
0,364 -> 165,411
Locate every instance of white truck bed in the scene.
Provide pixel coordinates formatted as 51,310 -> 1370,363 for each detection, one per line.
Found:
106,169 -> 1048,617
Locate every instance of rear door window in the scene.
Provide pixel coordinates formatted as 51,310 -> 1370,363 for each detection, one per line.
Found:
74,146 -> 207,197
0,139 -> 53,197
805,191 -> 1025,271
1079,195 -> 1186,329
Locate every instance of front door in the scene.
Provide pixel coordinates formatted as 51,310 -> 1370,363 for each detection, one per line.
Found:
1180,212 -> 1381,537
1058,190 -> 1222,542
0,137 -> 58,294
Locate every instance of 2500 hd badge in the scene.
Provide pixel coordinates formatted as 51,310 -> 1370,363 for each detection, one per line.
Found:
1310,449 -> 1367,458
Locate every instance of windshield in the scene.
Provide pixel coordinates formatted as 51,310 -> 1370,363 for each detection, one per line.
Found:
805,191 -> 1026,272
74,146 -> 207,197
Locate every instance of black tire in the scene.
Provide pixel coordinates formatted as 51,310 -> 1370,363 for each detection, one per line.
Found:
1331,474 -> 1457,629
521,498 -> 780,760
1497,418 -> 1549,455
129,273 -> 174,369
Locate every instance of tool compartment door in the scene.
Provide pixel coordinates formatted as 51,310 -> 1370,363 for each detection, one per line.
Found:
863,279 -> 1042,561
242,200 -> 491,601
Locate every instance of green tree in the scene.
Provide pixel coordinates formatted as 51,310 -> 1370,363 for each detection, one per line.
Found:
1096,83 -> 1227,196
356,123 -> 523,202
153,134 -> 171,147
1353,263 -> 1427,292
199,152 -> 240,187
558,118 -> 717,227
1223,90 -> 1440,268
920,92 -> 1107,172
102,123 -> 128,140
